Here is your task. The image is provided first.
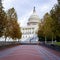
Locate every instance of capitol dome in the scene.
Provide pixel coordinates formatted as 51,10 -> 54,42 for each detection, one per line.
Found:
27,7 -> 40,25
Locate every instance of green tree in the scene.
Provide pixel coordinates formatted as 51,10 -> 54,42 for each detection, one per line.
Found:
50,4 -> 60,41
38,13 -> 57,44
38,23 -> 44,42
38,1 -> 60,43
43,13 -> 58,43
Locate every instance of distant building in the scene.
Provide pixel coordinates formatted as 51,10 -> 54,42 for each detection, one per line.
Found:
21,7 -> 41,42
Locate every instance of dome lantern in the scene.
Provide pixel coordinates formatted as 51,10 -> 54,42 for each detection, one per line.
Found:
33,6 -> 36,13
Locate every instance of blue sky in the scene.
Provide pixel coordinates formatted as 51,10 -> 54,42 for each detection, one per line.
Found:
3,0 -> 58,26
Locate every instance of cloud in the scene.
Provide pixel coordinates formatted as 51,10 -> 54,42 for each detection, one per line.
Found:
36,0 -> 57,18
18,11 -> 32,27
3,0 -> 14,10
3,0 -> 58,26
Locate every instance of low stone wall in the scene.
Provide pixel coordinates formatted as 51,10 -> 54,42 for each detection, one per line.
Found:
0,41 -> 20,50
20,43 -> 39,45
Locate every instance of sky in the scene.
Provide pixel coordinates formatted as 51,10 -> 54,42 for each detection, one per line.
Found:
3,0 -> 58,26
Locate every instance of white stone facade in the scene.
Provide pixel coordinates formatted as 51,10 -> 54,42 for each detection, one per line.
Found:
21,7 -> 40,42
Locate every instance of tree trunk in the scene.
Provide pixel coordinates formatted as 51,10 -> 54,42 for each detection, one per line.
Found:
52,36 -> 53,44
45,36 -> 47,44
18,39 -> 19,42
5,37 -> 7,42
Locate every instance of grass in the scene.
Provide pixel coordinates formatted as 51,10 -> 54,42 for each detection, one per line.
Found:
54,42 -> 60,46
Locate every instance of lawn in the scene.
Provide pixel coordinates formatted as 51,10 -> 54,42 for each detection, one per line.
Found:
54,42 -> 60,46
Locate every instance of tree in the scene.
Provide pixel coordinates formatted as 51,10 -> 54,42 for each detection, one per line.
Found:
43,13 -> 59,43
50,4 -> 60,41
0,0 -> 7,40
38,1 -> 60,43
7,7 -> 22,41
10,20 -> 22,41
38,13 -> 57,44
37,23 -> 44,42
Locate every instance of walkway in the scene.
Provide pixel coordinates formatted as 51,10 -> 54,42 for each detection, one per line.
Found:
0,45 -> 60,60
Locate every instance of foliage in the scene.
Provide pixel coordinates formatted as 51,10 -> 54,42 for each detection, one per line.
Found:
0,0 -> 7,37
50,4 -> 60,38
38,2 -> 60,42
7,7 -> 22,41
0,0 -> 22,42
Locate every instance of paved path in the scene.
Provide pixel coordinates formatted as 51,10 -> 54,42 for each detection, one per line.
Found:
0,45 -> 60,60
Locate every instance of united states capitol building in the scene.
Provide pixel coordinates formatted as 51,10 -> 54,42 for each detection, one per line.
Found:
21,7 -> 41,42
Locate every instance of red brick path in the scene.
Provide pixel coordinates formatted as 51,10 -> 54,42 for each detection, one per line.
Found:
0,45 -> 60,60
